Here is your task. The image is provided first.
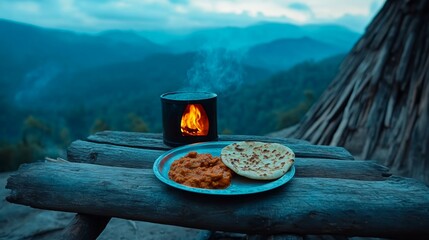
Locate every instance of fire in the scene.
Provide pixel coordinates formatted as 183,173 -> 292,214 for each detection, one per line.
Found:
181,104 -> 209,136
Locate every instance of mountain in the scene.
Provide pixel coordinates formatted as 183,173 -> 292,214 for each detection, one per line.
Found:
300,24 -> 360,50
0,20 -> 165,90
165,22 -> 360,52
244,37 -> 345,71
0,19 -> 170,103
0,19 -> 349,139
10,51 -> 271,133
16,50 -> 270,107
12,52 -> 341,136
0,19 -> 353,174
0,19 -> 167,67
217,54 -> 346,135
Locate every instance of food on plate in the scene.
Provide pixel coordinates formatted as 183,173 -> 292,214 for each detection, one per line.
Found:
168,151 -> 233,189
221,141 -> 294,180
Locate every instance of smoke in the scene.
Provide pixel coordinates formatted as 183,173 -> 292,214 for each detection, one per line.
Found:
14,63 -> 61,107
185,45 -> 246,93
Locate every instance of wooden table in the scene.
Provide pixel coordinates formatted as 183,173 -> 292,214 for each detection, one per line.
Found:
6,131 -> 429,239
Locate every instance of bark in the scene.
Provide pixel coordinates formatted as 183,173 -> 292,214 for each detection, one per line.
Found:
61,133 -> 349,239
68,139 -> 354,169
86,131 -> 310,150
289,0 -> 429,184
6,161 -> 429,238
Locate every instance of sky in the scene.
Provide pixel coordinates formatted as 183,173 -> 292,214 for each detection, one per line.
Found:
0,0 -> 386,33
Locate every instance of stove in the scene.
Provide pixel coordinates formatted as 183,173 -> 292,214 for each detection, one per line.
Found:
160,91 -> 218,146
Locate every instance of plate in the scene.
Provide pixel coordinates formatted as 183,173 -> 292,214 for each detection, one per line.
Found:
152,141 -> 295,195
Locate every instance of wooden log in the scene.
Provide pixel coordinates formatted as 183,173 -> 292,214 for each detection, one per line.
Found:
370,0 -> 399,49
219,135 -> 310,145
67,140 -> 164,169
61,214 -> 110,240
71,138 -> 389,179
65,138 -> 115,240
296,158 -> 390,180
384,90 -> 396,127
329,79 -> 359,146
65,133 -> 316,239
318,117 -> 339,145
6,162 -> 429,238
302,115 -> 327,142
365,0 -> 394,47
395,21 -> 417,83
67,140 -> 354,170
76,136 -> 385,180
86,131 -> 310,150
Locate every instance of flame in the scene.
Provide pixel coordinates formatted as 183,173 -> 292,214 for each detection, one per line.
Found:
181,104 -> 209,136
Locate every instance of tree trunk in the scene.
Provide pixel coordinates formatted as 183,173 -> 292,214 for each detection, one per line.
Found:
6,161 -> 429,238
289,0 -> 429,184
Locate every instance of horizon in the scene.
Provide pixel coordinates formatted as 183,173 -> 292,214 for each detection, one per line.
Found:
0,0 -> 385,34
0,17 -> 363,35
0,17 -> 364,46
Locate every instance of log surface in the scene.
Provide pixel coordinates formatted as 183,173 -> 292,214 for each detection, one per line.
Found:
87,131 -> 311,150
68,138 -> 388,180
7,131 -> 428,238
70,132 -> 354,166
6,162 -> 429,238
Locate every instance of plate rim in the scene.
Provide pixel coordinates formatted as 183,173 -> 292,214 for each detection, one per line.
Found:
152,141 -> 295,195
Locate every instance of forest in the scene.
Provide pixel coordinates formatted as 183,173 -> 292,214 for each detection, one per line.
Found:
0,19 -> 355,171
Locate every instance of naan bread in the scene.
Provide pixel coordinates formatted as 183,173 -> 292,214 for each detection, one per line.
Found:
221,141 -> 294,180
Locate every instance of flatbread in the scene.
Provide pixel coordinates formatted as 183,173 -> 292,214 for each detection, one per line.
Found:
221,141 -> 294,180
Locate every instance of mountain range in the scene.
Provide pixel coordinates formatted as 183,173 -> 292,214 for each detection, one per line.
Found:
164,22 -> 360,52
245,37 -> 344,71
0,18 -> 359,138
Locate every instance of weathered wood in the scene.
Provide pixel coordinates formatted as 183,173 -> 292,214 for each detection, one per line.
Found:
61,214 -> 110,240
295,158 -> 390,180
65,133 -> 317,239
67,140 -> 164,169
68,140 -> 387,180
87,131 -> 310,150
69,139 -> 354,167
65,138 -> 113,240
219,135 -> 310,145
6,162 -> 429,238
287,0 -> 429,184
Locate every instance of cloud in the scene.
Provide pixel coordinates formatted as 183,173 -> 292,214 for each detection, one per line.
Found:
370,0 -> 385,14
0,0 -> 386,33
287,2 -> 314,22
330,0 -> 386,32
169,0 -> 189,5
333,14 -> 369,32
288,2 -> 312,12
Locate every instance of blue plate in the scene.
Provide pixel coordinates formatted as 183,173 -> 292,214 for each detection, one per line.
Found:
153,141 -> 295,195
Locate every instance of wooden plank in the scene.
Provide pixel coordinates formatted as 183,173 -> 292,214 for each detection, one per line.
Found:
7,162 -> 429,238
68,140 -> 386,180
86,131 -> 311,150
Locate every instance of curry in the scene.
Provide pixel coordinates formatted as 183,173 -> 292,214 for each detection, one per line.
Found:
168,151 -> 233,189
